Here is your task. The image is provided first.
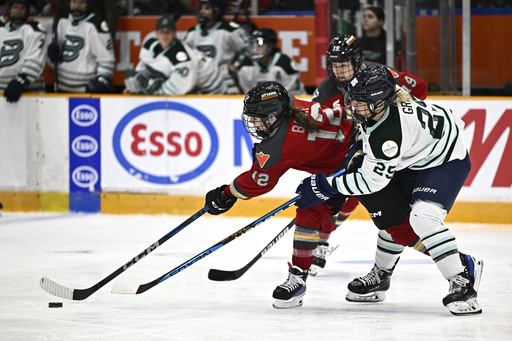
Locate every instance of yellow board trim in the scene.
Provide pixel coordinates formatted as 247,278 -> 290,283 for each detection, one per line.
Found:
1,191 -> 511,225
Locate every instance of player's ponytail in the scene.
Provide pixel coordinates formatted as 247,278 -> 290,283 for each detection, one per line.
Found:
287,107 -> 321,133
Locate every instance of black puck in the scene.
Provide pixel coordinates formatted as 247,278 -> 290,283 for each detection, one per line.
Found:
49,302 -> 63,308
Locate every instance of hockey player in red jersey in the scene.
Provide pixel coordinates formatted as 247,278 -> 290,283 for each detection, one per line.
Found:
308,34 -> 428,276
204,81 -> 434,309
205,81 -> 352,308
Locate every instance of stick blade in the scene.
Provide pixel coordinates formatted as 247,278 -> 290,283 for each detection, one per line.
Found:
111,282 -> 139,294
208,269 -> 239,281
40,277 -> 74,300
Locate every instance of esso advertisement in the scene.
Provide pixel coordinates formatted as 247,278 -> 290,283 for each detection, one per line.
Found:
69,98 -> 101,192
112,101 -> 218,184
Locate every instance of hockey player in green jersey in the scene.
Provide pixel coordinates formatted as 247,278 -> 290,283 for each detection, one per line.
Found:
1,0 -> 47,103
296,66 -> 483,316
123,16 -> 227,95
47,0 -> 115,93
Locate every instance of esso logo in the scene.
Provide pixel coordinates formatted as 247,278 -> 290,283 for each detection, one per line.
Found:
113,101 -> 218,184
71,105 -> 98,127
72,135 -> 98,157
72,166 -> 99,189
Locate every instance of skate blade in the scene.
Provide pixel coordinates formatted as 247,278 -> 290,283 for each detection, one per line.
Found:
272,293 -> 305,309
446,297 -> 482,316
346,290 -> 386,303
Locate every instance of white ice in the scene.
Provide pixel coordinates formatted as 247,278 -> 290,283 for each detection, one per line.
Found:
1,212 -> 511,341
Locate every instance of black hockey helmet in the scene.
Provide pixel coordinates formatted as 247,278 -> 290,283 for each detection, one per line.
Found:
242,82 -> 291,140
250,28 -> 278,63
198,0 -> 225,24
7,0 -> 30,25
68,0 -> 90,18
344,65 -> 397,125
327,34 -> 363,90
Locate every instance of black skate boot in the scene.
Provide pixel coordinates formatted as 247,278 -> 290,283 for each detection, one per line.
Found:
272,263 -> 308,309
459,252 -> 483,293
309,242 -> 338,276
346,260 -> 398,302
443,253 -> 483,316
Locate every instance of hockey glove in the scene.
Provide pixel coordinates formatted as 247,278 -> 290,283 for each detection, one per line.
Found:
205,185 -> 238,215
4,74 -> 29,103
86,75 -> 112,93
47,42 -> 63,63
344,139 -> 365,173
295,174 -> 339,209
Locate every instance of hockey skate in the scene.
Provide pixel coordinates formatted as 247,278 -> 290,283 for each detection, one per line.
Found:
309,242 -> 339,276
443,253 -> 484,316
272,263 -> 308,309
345,260 -> 397,303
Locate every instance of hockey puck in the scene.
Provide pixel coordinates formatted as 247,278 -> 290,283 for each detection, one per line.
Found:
49,302 -> 63,308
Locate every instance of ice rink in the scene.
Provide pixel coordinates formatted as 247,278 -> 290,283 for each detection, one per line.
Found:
1,211 -> 511,340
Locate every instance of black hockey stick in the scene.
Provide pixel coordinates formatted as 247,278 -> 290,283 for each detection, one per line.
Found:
39,206 -> 209,300
208,218 -> 295,281
111,168 -> 345,295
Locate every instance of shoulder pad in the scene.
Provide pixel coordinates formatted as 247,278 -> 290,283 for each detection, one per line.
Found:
143,37 -> 159,49
88,14 -> 110,32
165,40 -> 191,64
368,107 -> 402,160
274,54 -> 300,74
27,21 -> 47,33
218,20 -> 240,32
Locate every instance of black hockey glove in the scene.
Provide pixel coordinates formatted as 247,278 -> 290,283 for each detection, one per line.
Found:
4,73 -> 29,103
47,42 -> 62,63
295,174 -> 338,209
205,185 -> 237,215
344,139 -> 365,173
86,75 -> 112,93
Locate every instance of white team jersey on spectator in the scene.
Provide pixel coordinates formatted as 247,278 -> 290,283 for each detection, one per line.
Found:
236,53 -> 306,95
135,38 -> 227,95
54,14 -> 115,92
184,20 -> 249,94
333,99 -> 468,196
0,21 -> 47,91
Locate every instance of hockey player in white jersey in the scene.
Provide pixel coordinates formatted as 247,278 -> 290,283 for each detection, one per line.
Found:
1,0 -> 47,103
184,0 -> 250,94
47,0 -> 114,93
296,66 -> 483,316
234,27 -> 306,96
123,16 -> 227,95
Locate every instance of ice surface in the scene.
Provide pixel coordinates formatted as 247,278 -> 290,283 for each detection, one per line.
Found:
0,212 -> 511,340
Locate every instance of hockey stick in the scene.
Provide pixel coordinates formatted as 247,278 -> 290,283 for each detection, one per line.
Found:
39,206 -> 209,300
208,218 -> 295,281
111,169 -> 346,295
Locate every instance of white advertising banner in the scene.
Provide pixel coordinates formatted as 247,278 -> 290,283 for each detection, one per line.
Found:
101,96 -> 512,202
0,98 -> 27,187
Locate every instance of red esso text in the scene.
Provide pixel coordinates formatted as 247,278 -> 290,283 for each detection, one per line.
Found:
130,124 -> 202,157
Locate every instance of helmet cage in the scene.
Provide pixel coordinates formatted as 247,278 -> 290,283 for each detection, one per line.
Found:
344,66 -> 397,125
250,29 -> 277,64
326,35 -> 363,90
242,82 -> 290,140
7,0 -> 30,25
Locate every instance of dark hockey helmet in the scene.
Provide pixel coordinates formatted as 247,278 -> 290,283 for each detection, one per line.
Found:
344,65 -> 397,125
68,0 -> 90,18
197,0 -> 225,24
327,34 -> 363,90
250,28 -> 278,63
242,81 -> 291,140
7,0 -> 30,25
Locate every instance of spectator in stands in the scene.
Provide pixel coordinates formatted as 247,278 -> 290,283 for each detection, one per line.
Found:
184,0 -> 250,94
359,6 -> 387,65
1,0 -> 47,103
123,15 -> 228,95
234,27 -> 306,95
47,0 -> 115,93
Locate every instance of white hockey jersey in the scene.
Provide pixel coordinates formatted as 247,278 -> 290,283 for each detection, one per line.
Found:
135,38 -> 227,95
235,52 -> 306,95
54,14 -> 115,92
0,20 -> 47,91
332,99 -> 468,196
184,20 -> 250,94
